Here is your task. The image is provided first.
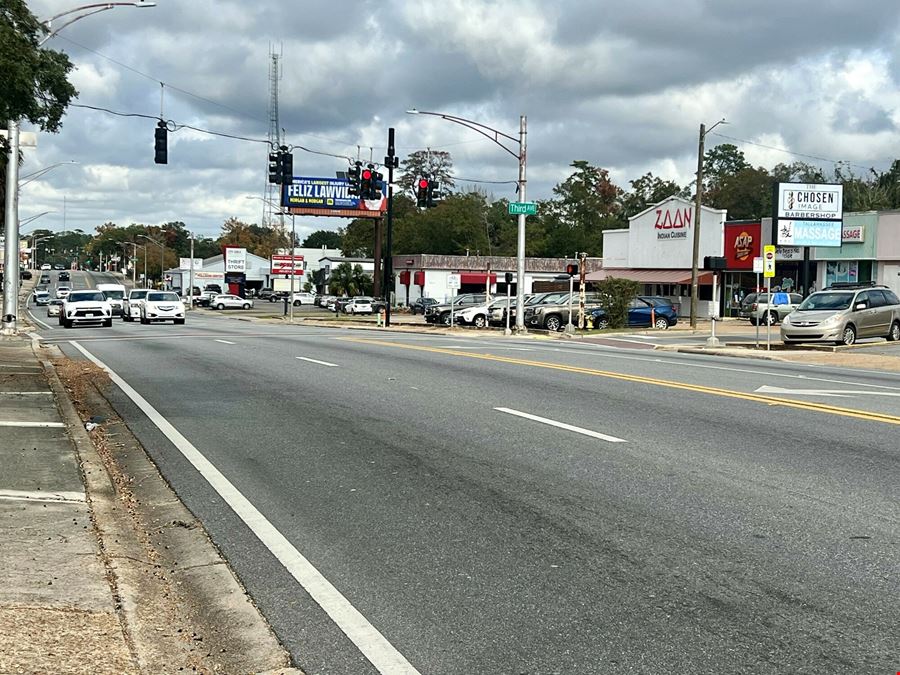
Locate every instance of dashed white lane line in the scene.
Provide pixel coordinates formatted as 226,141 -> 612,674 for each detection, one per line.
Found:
215,339 -> 236,345
68,340 -> 417,674
296,356 -> 340,367
494,407 -> 627,443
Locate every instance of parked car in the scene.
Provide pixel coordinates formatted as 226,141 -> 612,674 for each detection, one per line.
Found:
40,263 -> 51,271
20,269 -> 32,280
210,294 -> 253,310
345,297 -> 374,315
258,288 -> 285,302
315,294 -> 334,307
326,296 -> 340,312
488,293 -> 551,327
53,264 -> 65,270
33,290 -> 51,306
740,292 -> 803,326
58,271 -> 70,282
781,285 -> 900,346
203,284 -> 223,295
55,286 -> 71,300
46,299 -> 64,317
291,292 -> 317,306
524,293 -> 604,331
591,296 -> 679,330
59,290 -> 113,328
456,298 -> 509,328
140,291 -> 186,324
424,294 -> 488,326
123,289 -> 151,322
410,297 -> 438,315
336,297 -> 354,314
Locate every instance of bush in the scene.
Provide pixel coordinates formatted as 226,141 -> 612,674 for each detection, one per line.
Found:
594,277 -> 640,328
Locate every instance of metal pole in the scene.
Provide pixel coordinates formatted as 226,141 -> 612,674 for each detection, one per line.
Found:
578,251 -> 587,329
566,271 -> 574,332
132,243 -> 137,286
384,127 -> 396,327
766,276 -> 771,351
143,245 -> 147,286
755,271 -> 760,349
188,232 -> 194,311
160,240 -> 165,289
505,283 -> 511,335
2,121 -> 20,334
515,114 -> 527,333
289,215 -> 295,323
690,122 -> 705,330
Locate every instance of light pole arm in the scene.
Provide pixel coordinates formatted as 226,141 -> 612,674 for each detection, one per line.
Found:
39,2 -> 156,46
407,110 -> 520,159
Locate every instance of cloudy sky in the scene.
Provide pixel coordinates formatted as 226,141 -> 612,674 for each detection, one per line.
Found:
20,0 -> 900,241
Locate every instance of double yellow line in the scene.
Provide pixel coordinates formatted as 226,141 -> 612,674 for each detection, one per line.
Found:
341,338 -> 900,426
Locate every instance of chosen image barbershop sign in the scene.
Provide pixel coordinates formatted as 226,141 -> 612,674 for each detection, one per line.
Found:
655,206 -> 692,240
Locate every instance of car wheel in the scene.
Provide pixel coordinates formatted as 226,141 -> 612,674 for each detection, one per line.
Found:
63,319 -> 72,329
140,316 -> 148,324
839,324 -> 856,346
242,303 -> 250,310
103,318 -> 112,327
764,311 -> 777,326
440,312 -> 451,326
654,317 -> 670,330
748,317 -> 758,326
473,315 -> 487,329
887,321 -> 900,342
269,297 -> 275,302
216,303 -> 225,310
593,316 -> 609,330
544,315 -> 562,332
293,300 -> 301,306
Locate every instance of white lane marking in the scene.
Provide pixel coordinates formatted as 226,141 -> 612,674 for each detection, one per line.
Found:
27,311 -> 53,330
0,489 -> 85,503
26,331 -> 44,341
296,356 -> 339,367
0,421 -> 66,428
755,385 -> 900,398
494,407 -> 626,443
68,340 -> 417,675
40,330 -> 328,344
215,339 -> 236,345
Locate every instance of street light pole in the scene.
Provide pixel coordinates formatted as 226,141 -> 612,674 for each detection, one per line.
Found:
407,108 -> 528,332
690,118 -> 726,330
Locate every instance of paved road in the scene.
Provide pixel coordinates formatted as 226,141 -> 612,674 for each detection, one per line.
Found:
33,272 -> 900,674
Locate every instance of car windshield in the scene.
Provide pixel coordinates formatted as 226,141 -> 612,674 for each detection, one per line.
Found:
148,292 -> 179,302
797,292 -> 854,311
102,290 -> 125,300
69,292 -> 105,302
130,290 -> 149,299
49,299 -> 63,305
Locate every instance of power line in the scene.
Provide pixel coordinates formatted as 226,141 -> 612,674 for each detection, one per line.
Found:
710,132 -> 879,173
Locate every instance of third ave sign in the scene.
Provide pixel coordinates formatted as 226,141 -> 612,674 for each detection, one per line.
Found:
508,201 -> 537,216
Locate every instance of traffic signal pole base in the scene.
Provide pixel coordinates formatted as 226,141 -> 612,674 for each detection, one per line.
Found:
564,324 -> 576,335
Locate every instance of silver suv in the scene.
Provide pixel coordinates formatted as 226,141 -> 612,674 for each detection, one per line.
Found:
781,286 -> 900,346
740,292 -> 803,326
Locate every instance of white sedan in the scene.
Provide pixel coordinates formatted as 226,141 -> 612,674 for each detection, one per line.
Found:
56,285 -> 71,299
346,297 -> 374,314
210,294 -> 253,310
140,291 -> 186,324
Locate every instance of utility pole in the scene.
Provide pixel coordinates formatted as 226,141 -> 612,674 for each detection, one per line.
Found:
383,128 -> 398,327
132,243 -> 137,286
1,121 -> 20,335
188,231 -> 194,311
578,251 -> 587,329
515,115 -> 527,333
690,122 -> 705,330
289,215 -> 296,323
373,218 -> 383,298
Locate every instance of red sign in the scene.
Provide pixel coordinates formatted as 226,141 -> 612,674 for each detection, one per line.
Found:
723,222 -> 761,270
271,254 -> 304,276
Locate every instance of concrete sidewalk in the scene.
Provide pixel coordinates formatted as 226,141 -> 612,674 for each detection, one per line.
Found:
0,337 -> 136,673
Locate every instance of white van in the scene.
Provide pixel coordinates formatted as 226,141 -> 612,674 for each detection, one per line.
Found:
96,283 -> 127,316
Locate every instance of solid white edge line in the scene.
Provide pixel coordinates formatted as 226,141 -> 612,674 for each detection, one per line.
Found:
27,311 -> 53,330
494,407 -> 627,443
68,340 -> 418,675
296,356 -> 340,367
214,339 -> 236,345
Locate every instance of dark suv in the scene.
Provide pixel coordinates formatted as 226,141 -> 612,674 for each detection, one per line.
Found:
410,297 -> 438,315
424,294 -> 487,325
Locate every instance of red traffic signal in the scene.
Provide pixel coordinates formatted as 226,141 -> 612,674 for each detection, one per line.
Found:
565,263 -> 579,276
362,169 -> 372,180
418,179 -> 429,189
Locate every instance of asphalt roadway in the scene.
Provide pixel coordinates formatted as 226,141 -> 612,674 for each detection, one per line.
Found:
28,271 -> 900,674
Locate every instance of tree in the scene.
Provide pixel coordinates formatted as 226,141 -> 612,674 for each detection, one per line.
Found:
707,166 -> 774,220
622,173 -> 686,217
327,262 -> 371,296
302,229 -> 342,249
217,217 -> 288,258
339,218 -> 375,257
702,144 -> 751,194
594,277 -> 641,329
398,149 -> 455,196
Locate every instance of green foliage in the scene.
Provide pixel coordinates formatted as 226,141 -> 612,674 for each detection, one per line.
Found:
301,229 -> 342,249
594,277 -> 640,329
0,0 -> 77,132
623,173 -> 687,217
398,149 -> 455,196
217,217 -> 288,258
328,262 -> 372,296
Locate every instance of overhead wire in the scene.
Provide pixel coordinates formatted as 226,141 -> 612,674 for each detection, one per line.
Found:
710,132 -> 881,173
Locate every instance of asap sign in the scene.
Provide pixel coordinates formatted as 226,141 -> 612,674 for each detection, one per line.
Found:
655,207 -> 692,240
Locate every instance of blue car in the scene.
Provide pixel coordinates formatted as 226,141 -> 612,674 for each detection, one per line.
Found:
591,296 -> 678,330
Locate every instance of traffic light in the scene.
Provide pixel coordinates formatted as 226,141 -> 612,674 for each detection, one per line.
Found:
279,149 -> 293,185
154,121 -> 167,164
416,177 -> 429,207
427,180 -> 440,208
347,161 -> 362,196
372,170 -> 384,200
565,263 -> 579,276
268,149 -> 281,184
360,164 -> 374,199
505,272 -> 514,284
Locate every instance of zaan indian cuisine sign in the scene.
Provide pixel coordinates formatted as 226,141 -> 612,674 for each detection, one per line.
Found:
654,206 -> 692,240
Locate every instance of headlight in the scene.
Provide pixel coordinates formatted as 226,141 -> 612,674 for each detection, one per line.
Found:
820,314 -> 841,327
782,315 -> 791,325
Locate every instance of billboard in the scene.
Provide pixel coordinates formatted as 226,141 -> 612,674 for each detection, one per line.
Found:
282,176 -> 386,218
271,254 -> 305,276
776,183 -> 842,221
777,219 -> 842,247
179,257 -> 203,270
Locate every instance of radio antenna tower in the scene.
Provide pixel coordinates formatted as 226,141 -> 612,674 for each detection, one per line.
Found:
263,44 -> 284,232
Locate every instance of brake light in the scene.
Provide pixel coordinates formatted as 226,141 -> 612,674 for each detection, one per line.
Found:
751,303 -> 757,311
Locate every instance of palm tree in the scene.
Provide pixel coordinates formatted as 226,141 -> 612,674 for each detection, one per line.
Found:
328,262 -> 372,296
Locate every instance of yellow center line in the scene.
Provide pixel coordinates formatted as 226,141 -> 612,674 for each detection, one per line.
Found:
339,337 -> 900,426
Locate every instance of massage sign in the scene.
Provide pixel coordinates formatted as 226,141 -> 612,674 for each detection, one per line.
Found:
654,206 -> 692,240
776,183 -> 843,248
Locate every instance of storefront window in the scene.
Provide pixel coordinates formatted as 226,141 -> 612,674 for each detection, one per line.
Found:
825,260 -> 873,287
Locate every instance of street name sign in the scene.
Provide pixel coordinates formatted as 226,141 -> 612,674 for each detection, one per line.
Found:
508,202 -> 537,216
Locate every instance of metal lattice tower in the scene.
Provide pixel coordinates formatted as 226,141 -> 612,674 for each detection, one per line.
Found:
262,45 -> 283,230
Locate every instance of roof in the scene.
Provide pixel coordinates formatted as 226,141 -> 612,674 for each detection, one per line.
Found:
391,254 -> 603,273
585,268 -> 714,284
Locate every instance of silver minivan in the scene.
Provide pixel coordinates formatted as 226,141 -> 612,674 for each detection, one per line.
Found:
781,286 -> 900,346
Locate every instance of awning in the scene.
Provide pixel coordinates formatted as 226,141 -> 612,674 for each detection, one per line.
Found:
585,268 -> 714,284
459,272 -> 497,284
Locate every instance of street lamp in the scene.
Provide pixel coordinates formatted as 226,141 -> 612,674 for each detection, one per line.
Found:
138,234 -> 165,289
31,236 -> 52,270
19,161 -> 78,188
126,242 -> 148,286
689,118 -> 727,329
407,108 -> 528,332
246,195 -> 296,321
3,1 -> 156,335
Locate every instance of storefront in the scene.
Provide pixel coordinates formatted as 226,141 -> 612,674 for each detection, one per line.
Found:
811,213 -> 877,291
873,211 -> 900,298
722,221 -> 761,316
